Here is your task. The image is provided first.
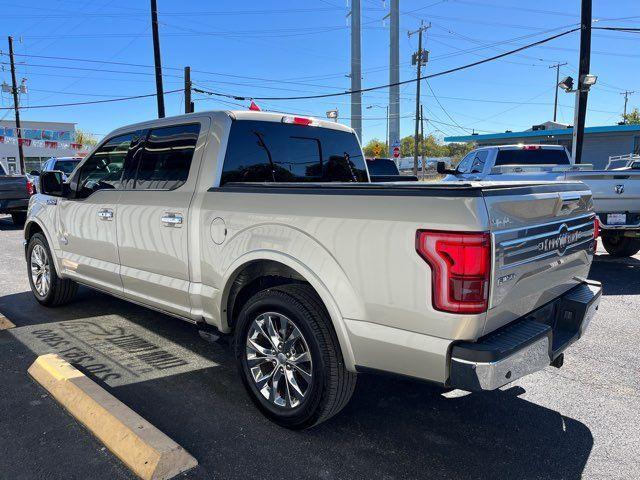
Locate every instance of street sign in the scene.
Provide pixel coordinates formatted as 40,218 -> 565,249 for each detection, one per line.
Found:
393,146 -> 400,158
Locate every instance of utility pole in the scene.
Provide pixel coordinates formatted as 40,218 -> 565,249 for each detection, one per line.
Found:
549,62 -> 567,122
408,21 -> 430,176
150,0 -> 165,118
571,0 -> 592,164
349,0 -> 362,142
420,104 -> 425,179
184,66 -> 193,114
621,90 -> 634,123
7,36 -> 24,175
388,0 -> 400,152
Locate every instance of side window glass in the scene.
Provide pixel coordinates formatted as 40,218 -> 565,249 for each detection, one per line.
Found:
456,152 -> 475,174
120,129 -> 146,190
76,133 -> 133,199
470,151 -> 488,173
135,124 -> 200,190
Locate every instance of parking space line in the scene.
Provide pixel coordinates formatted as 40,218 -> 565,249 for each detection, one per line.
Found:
0,314 -> 15,330
28,353 -> 197,480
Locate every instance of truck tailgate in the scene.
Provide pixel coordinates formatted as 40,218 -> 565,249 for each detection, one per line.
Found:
482,182 -> 596,335
0,176 -> 28,200
567,171 -> 640,214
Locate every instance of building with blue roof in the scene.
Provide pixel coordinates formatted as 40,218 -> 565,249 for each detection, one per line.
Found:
444,121 -> 640,169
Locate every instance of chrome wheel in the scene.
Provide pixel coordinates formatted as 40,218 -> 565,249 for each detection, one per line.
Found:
30,244 -> 51,297
245,312 -> 313,409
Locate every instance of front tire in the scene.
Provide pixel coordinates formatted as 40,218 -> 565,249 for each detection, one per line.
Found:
27,233 -> 78,306
601,233 -> 640,257
234,284 -> 356,429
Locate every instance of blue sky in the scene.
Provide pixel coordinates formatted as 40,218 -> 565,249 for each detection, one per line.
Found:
0,0 -> 638,144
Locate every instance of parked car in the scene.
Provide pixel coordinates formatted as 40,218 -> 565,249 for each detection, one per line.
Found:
439,144 -> 640,257
30,156 -> 82,192
25,111 -> 601,429
365,157 -> 418,181
0,163 -> 33,225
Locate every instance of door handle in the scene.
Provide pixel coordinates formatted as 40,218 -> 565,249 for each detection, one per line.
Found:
161,213 -> 183,227
97,208 -> 114,220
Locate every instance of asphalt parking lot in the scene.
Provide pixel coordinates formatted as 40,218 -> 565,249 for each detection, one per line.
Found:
1,214 -> 639,480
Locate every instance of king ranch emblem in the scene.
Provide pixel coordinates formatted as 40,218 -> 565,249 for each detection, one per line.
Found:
537,224 -> 579,256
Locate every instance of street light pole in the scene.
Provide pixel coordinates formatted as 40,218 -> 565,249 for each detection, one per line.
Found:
571,0 -> 592,164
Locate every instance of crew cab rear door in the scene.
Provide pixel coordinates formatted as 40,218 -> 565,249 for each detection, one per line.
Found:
482,182 -> 596,334
116,118 -> 209,319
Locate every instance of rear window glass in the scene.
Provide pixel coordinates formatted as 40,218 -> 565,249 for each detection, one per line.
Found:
221,120 -> 367,184
366,159 -> 399,176
495,148 -> 570,166
136,123 -> 200,190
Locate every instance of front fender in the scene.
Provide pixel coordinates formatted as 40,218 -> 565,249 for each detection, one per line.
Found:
24,197 -> 62,276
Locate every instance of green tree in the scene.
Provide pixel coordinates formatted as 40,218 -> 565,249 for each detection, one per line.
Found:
399,134 -> 449,158
362,138 -> 388,158
446,142 -> 476,163
74,128 -> 98,146
622,107 -> 640,125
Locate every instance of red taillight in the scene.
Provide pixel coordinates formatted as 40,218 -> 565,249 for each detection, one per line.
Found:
522,145 -> 541,150
593,216 -> 600,239
26,179 -> 36,196
416,230 -> 491,314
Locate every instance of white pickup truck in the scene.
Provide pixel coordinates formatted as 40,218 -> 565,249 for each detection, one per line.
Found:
440,144 -> 640,257
25,111 -> 601,429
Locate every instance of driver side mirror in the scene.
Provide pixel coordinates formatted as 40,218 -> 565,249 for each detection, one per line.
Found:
40,170 -> 69,197
436,161 -> 456,175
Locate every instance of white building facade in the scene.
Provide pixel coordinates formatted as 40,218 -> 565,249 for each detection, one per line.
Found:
0,120 -> 89,175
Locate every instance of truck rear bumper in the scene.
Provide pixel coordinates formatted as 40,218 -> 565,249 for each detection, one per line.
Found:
449,280 -> 601,391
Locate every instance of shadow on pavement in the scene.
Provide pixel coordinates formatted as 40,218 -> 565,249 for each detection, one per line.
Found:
590,255 -> 640,296
1,283 -> 594,479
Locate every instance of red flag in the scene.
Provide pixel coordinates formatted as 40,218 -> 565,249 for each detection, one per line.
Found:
249,100 -> 261,111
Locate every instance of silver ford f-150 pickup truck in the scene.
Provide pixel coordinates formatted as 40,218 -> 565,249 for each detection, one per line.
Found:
25,111 -> 601,429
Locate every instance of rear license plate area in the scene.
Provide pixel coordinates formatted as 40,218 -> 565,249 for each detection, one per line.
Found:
607,213 -> 627,225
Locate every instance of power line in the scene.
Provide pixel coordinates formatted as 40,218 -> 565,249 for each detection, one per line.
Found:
424,81 -> 471,133
0,89 -> 181,110
193,27 -> 580,101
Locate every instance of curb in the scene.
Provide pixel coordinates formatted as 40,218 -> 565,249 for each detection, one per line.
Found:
0,314 -> 15,330
28,353 -> 197,480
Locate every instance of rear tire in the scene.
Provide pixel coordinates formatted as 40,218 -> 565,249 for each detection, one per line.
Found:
601,233 -> 640,257
26,233 -> 78,306
11,212 -> 26,226
234,283 -> 356,429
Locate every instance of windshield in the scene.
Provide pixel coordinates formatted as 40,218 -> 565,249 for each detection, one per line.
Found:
366,159 -> 399,176
55,159 -> 80,174
221,120 -> 368,184
495,149 -> 570,166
